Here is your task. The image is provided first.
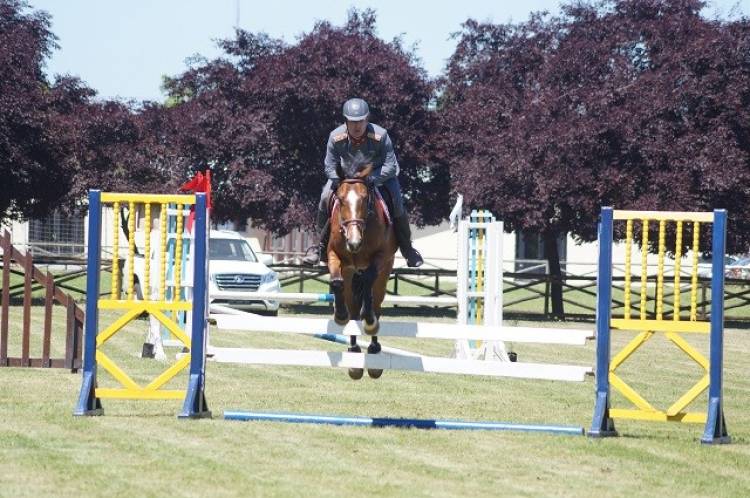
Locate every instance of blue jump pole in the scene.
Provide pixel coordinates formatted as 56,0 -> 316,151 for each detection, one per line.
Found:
224,411 -> 585,435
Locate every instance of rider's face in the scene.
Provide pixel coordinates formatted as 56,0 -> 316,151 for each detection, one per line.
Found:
346,119 -> 368,139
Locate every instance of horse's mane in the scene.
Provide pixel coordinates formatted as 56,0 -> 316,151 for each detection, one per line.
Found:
339,151 -> 374,179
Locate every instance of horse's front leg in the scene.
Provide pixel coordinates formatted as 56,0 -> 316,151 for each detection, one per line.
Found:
331,262 -> 363,380
328,252 -> 349,325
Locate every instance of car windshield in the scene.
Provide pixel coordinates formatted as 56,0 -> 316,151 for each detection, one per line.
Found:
209,238 -> 257,262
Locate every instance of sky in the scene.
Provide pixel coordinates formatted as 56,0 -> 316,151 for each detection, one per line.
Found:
29,0 -> 750,102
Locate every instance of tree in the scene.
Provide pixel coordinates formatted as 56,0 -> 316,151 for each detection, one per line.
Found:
0,0 -> 73,222
163,9 -> 444,234
437,0 -> 750,319
62,98 -> 188,202
0,1 -> 176,227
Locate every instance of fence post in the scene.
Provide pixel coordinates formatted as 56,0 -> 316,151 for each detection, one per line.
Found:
42,270 -> 54,367
22,251 -> 32,367
1,231 -> 10,366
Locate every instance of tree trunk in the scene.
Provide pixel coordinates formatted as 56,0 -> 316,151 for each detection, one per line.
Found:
543,230 -> 565,320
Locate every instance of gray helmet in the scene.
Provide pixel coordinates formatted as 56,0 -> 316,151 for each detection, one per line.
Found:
342,98 -> 369,121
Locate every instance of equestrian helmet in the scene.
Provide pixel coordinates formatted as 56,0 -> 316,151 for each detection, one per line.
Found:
342,98 -> 369,121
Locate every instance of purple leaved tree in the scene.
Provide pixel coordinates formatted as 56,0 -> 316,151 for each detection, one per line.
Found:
163,9 -> 444,234
437,0 -> 750,319
0,0 -> 76,222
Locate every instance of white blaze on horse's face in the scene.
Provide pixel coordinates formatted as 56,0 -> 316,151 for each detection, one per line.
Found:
345,188 -> 363,252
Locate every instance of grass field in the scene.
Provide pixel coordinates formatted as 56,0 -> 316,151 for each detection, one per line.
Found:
1,303 -> 750,498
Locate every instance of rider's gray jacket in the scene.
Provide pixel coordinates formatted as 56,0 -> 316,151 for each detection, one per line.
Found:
323,123 -> 399,186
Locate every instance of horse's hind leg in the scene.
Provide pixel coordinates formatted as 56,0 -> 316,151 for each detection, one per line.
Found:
330,279 -> 350,325
347,335 -> 364,380
367,336 -> 383,379
371,257 -> 393,320
360,264 -> 379,335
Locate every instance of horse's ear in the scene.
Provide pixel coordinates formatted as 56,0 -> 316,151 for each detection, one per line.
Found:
336,163 -> 346,180
355,163 -> 374,179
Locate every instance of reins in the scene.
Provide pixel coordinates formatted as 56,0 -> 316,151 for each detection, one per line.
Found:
335,178 -> 374,236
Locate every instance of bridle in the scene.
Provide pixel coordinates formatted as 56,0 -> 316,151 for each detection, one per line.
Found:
335,178 -> 374,236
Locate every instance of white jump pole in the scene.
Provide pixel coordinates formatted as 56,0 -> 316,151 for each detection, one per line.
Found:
230,292 -> 457,307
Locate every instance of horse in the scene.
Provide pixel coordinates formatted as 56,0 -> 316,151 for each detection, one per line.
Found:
326,160 -> 398,380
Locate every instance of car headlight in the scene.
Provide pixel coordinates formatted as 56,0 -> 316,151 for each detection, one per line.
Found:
260,271 -> 278,284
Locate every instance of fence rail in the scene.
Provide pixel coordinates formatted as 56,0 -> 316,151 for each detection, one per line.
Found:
3,251 -> 748,323
270,263 -> 750,322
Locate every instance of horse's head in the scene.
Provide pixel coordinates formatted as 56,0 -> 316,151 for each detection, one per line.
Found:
335,160 -> 375,254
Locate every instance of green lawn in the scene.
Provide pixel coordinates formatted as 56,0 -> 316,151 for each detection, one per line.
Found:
1,304 -> 749,497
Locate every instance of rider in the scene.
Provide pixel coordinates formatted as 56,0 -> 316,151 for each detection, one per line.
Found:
303,97 -> 423,267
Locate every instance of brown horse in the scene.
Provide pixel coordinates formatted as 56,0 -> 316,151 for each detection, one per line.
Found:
327,161 -> 398,380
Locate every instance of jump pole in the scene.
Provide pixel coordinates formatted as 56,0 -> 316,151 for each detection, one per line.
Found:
234,292 -> 458,307
224,411 -> 585,435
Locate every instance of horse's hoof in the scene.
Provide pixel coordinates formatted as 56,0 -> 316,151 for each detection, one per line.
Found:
367,342 -> 381,355
363,318 -> 379,335
334,314 -> 349,326
367,369 -> 383,379
348,368 -> 364,380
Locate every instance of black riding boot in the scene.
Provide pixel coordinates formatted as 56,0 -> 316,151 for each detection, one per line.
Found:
393,215 -> 423,267
303,219 -> 330,266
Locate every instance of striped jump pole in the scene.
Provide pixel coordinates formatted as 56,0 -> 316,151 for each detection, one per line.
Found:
224,411 -> 585,435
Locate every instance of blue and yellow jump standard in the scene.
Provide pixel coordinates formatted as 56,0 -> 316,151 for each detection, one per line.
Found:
74,190 -> 210,418
590,207 -> 730,444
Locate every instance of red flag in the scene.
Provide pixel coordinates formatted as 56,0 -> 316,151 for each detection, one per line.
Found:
179,170 -> 212,231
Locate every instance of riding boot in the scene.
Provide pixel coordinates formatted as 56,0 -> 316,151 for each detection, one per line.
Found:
393,215 -> 423,267
303,219 -> 330,266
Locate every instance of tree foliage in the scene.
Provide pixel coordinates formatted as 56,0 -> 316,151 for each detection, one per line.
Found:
163,9 -> 441,233
437,0 -> 750,317
5,0 -> 750,284
0,0 -> 71,220
438,0 -> 750,251
0,1 -> 185,224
